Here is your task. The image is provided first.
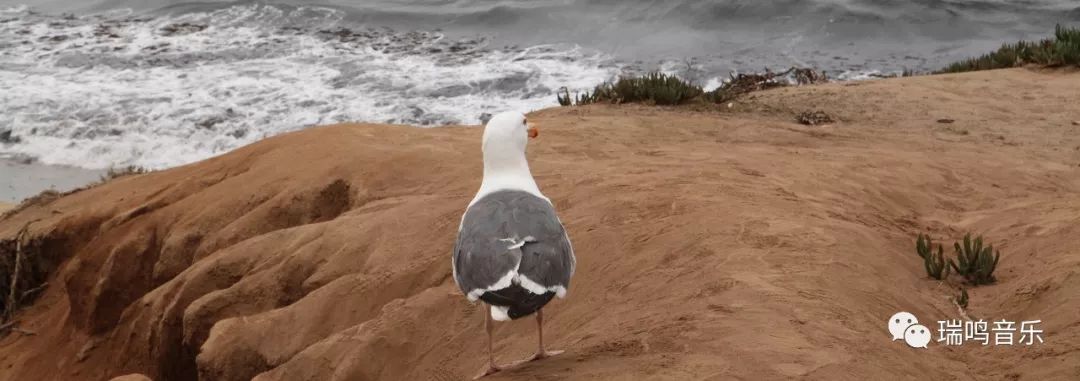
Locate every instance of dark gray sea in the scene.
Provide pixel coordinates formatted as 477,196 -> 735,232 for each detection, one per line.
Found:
1,0 -> 1077,168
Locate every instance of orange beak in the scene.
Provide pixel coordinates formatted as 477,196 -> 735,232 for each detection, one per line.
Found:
527,126 -> 539,139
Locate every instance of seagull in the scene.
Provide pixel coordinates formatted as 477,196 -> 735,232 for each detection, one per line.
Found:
452,111 -> 576,379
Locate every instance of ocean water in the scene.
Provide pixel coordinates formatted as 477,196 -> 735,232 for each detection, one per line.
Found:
1,0 -> 1077,169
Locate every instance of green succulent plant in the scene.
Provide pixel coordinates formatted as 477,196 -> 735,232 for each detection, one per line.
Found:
916,234 -> 950,280
948,233 -> 1001,285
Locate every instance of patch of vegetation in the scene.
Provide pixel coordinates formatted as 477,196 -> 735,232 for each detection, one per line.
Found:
558,67 -> 828,107
915,234 -> 950,280
796,110 -> 835,126
949,233 -> 1001,285
707,68 -> 823,104
556,88 -> 572,106
914,233 -> 1002,285
100,165 -> 147,182
571,72 -> 705,106
937,24 -> 1080,74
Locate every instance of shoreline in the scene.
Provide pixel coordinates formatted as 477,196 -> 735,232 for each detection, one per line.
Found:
0,68 -> 1079,380
0,159 -> 104,203
4,4 -> 1072,172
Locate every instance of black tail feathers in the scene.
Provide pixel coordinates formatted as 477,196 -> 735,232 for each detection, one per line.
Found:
479,284 -> 556,320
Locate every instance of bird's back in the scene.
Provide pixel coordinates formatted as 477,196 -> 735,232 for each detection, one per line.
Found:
453,190 -> 575,319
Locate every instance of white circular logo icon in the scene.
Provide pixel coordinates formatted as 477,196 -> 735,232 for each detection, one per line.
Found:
888,311 -> 918,341
904,324 -> 931,348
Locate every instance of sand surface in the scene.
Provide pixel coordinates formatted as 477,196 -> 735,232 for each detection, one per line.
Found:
1,68 -> 1078,380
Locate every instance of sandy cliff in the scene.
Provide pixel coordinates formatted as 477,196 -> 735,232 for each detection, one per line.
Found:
1,68 -> 1079,380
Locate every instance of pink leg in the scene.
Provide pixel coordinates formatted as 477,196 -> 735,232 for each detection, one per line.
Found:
474,306 -> 503,379
531,308 -> 564,360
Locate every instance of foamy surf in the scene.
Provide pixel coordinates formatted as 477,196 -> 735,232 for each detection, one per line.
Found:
0,4 -> 618,169
3,0 -> 1072,170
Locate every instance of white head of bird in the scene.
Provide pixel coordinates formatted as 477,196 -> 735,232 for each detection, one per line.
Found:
482,111 -> 538,168
471,111 -> 544,206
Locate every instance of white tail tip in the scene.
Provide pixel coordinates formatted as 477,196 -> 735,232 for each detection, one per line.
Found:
491,305 -> 511,321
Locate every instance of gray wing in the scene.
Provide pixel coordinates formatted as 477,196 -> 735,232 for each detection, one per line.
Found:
453,190 -> 574,299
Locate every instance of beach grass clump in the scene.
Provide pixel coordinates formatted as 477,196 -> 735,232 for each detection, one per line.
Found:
556,88 -> 573,106
571,72 -> 705,106
937,24 -> 1080,73
558,67 -> 827,107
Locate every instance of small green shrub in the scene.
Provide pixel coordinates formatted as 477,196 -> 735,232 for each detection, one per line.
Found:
938,24 -> 1080,73
558,67 -> 826,107
1052,24 -> 1080,64
948,233 -> 1001,285
571,72 -> 705,106
916,234 -> 950,280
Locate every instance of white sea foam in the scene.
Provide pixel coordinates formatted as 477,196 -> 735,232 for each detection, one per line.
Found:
835,69 -> 904,81
0,4 -> 618,169
701,77 -> 724,92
